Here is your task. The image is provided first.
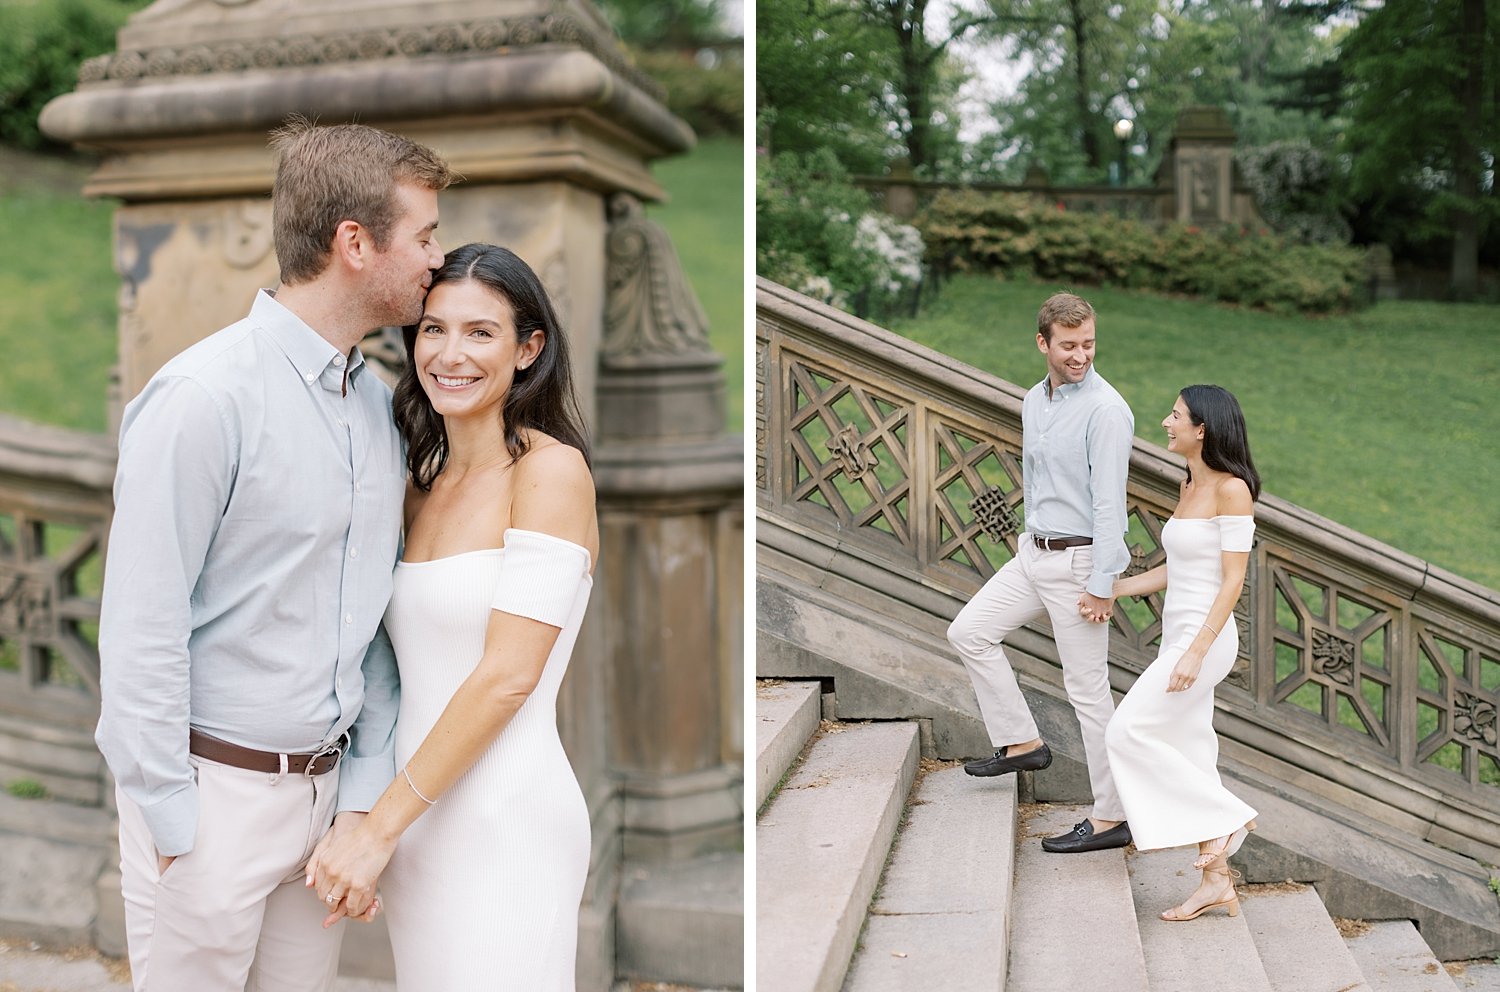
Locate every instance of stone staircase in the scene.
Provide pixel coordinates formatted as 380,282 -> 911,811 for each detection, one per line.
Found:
757,678 -> 1494,992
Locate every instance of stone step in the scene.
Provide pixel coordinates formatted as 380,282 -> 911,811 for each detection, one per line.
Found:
616,850 -> 743,990
757,721 -> 920,992
1446,960 -> 1500,991
1343,920 -> 1461,992
841,767 -> 1017,992
1008,804 -> 1148,992
1127,847 -> 1272,992
1240,883 -> 1372,992
756,680 -> 823,811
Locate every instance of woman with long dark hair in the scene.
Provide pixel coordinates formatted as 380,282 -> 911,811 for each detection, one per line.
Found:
1103,384 -> 1260,922
310,243 -> 597,989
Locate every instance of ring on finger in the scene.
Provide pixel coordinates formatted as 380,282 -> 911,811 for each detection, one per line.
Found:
326,894 -> 337,905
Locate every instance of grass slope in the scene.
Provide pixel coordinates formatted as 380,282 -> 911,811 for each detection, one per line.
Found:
888,273 -> 1500,591
649,135 -> 745,430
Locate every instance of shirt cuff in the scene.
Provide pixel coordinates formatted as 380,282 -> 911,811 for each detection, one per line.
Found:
141,783 -> 200,858
1086,571 -> 1117,600
335,753 -> 395,814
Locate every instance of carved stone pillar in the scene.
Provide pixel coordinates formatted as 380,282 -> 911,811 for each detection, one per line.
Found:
1158,105 -> 1265,229
40,3 -> 709,988
595,194 -> 742,866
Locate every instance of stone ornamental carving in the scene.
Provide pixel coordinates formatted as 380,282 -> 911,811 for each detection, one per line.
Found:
969,486 -> 1020,543
755,342 -> 768,491
76,12 -> 666,103
603,194 -> 715,365
0,564 -> 54,641
222,201 -> 274,270
1311,628 -> 1357,685
1455,691 -> 1497,747
829,424 -> 878,481
1125,542 -> 1148,577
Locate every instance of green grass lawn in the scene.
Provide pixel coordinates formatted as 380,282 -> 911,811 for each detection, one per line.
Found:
887,273 -> 1500,591
0,136 -> 744,434
649,135 -> 744,429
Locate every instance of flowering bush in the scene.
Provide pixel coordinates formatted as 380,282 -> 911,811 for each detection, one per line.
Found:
918,190 -> 1369,314
1237,142 -> 1353,246
757,149 -> 926,316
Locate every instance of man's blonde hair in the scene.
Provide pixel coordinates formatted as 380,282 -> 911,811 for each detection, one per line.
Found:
269,119 -> 456,284
1036,292 -> 1095,342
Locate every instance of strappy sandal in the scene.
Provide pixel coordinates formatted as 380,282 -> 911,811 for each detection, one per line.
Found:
1192,819 -> 1257,870
1160,864 -> 1242,922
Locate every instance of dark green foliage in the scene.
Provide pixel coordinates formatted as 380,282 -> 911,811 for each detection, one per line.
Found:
1237,141 -> 1351,245
631,48 -> 743,137
595,0 -> 737,49
0,0 -> 149,150
919,191 -> 1369,313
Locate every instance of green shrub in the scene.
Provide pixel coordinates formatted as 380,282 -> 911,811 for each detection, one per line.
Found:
0,0 -> 149,150
757,148 -> 926,316
919,190 -> 1369,314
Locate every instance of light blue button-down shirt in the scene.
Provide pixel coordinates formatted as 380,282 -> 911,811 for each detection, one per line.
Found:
1021,367 -> 1134,599
97,290 -> 405,856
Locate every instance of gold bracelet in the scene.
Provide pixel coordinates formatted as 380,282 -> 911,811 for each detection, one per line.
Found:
402,766 -> 436,806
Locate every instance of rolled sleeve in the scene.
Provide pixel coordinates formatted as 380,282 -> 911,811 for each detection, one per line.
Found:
336,622 -> 400,814
96,376 -> 233,857
1086,404 -> 1134,599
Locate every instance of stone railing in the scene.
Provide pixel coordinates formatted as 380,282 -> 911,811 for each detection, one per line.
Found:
0,415 -> 115,806
756,278 -> 1500,862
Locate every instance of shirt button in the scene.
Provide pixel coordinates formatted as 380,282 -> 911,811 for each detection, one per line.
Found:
349,548 -> 359,559
334,355 -> 346,367
304,372 -> 316,383
344,614 -> 353,625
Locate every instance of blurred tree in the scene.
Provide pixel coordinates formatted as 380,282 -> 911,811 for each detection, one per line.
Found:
989,0 -> 1338,185
757,0 -> 901,174
0,0 -> 150,151
1337,0 -> 1498,298
595,0 -> 739,48
758,0 -> 993,178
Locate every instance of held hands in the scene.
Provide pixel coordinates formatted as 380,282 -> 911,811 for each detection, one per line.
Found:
1167,646 -> 1205,693
1077,592 -> 1115,624
305,811 -> 393,927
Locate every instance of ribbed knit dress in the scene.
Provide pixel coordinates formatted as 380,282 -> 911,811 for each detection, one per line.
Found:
1105,515 -> 1259,851
380,529 -> 593,991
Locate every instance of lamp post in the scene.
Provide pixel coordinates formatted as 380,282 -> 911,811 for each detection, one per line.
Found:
1113,118 -> 1134,187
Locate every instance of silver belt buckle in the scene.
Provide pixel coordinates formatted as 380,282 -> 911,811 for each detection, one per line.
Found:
305,733 -> 349,777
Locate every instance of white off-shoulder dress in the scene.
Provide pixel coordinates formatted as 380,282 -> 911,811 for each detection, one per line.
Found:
380,529 -> 593,991
1105,515 -> 1258,851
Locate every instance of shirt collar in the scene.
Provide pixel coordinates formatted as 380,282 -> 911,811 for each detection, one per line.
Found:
252,289 -> 368,393
1040,366 -> 1096,399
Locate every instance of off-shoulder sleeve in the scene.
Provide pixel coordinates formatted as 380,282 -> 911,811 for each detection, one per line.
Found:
1218,515 -> 1256,552
491,528 -> 592,627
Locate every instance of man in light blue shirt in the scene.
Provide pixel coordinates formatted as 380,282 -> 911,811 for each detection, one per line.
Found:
97,122 -> 453,991
947,291 -> 1135,854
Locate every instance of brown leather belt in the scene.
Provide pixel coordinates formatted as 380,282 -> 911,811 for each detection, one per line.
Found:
1032,535 -> 1093,551
189,729 -> 347,776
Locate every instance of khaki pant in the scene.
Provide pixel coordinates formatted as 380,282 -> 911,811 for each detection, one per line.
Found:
116,756 -> 345,992
947,539 -> 1125,822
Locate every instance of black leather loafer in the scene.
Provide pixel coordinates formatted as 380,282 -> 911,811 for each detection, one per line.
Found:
963,742 -> 1053,777
1041,819 -> 1132,853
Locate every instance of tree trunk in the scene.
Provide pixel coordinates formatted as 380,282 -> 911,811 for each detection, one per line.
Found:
898,0 -> 932,174
1069,0 -> 1100,170
1450,0 -> 1483,299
